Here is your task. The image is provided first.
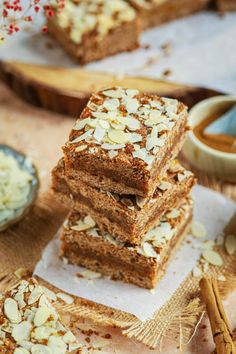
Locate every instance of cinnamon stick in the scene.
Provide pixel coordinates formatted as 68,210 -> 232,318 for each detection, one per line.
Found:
200,277 -> 236,354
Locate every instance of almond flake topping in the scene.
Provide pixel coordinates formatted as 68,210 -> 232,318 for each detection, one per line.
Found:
0,279 -> 81,353
69,87 -> 184,170
202,250 -> 223,266
191,221 -> 207,239
70,215 -> 96,231
225,234 -> 236,255
55,0 -> 136,44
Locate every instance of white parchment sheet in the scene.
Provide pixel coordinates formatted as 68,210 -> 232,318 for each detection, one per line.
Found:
34,185 -> 236,321
1,10 -> 236,93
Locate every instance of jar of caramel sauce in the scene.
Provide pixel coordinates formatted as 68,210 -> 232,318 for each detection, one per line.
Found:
193,106 -> 236,154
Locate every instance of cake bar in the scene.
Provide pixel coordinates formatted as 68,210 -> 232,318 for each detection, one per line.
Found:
129,0 -> 210,29
0,278 -> 81,353
52,158 -> 195,244
60,199 -> 192,289
47,0 -> 139,64
216,0 -> 236,11
63,87 -> 188,197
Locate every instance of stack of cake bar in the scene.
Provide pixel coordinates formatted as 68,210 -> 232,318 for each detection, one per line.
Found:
52,87 -> 196,289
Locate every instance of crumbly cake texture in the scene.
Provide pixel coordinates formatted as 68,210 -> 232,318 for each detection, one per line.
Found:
63,87 -> 188,197
0,278 -> 81,353
129,0 -> 210,29
52,158 -> 195,245
216,0 -> 236,11
47,0 -> 139,64
60,200 -> 192,289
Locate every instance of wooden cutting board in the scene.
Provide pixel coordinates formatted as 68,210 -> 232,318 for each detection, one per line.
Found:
0,61 -> 222,117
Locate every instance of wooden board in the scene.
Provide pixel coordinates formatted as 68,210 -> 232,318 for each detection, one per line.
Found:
0,61 -> 222,117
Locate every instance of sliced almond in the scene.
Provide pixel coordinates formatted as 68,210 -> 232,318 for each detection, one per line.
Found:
103,98 -> 120,111
126,89 -> 139,97
63,330 -> 76,343
102,89 -> 124,98
136,196 -> 147,209
158,181 -> 172,191
4,298 -> 21,324
34,306 -> 52,327
202,250 -> 223,266
82,270 -> 102,280
14,348 -> 30,354
101,143 -> 125,150
125,98 -> 139,114
108,130 -> 130,144
40,286 -> 57,302
141,242 -> 160,258
166,209 -> 180,219
73,118 -> 91,131
225,234 -> 236,255
12,321 -> 32,341
93,126 -> 106,142
75,145 -> 87,152
70,129 -> 93,143
84,215 -> 96,227
27,286 -> 43,305
191,221 -> 207,239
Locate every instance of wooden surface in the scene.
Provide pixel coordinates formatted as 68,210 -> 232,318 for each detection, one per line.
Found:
0,61 -> 222,117
0,82 -> 236,353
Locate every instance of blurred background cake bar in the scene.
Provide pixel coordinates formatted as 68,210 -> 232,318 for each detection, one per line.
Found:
129,0 -> 210,29
60,200 -> 192,289
47,0 -> 139,64
52,158 -> 195,244
63,87 -> 189,197
216,0 -> 236,11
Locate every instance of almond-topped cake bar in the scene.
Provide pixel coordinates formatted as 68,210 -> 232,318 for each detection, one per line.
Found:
52,158 -> 195,244
63,87 -> 188,197
129,0 -> 210,29
0,278 -> 81,353
61,199 -> 192,289
47,0 -> 139,64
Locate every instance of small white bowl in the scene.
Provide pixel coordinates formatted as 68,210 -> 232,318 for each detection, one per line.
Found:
182,95 -> 236,182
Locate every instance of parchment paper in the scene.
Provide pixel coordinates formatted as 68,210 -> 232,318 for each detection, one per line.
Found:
0,9 -> 236,93
34,185 -> 236,321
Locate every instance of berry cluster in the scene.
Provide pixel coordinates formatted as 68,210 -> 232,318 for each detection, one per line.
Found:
0,0 -> 65,41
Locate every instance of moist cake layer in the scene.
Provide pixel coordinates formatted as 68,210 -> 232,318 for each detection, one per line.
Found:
53,158 -> 195,244
63,87 -> 188,197
60,200 -> 192,289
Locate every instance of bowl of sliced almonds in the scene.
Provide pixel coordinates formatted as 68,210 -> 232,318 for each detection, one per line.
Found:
0,144 -> 39,232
